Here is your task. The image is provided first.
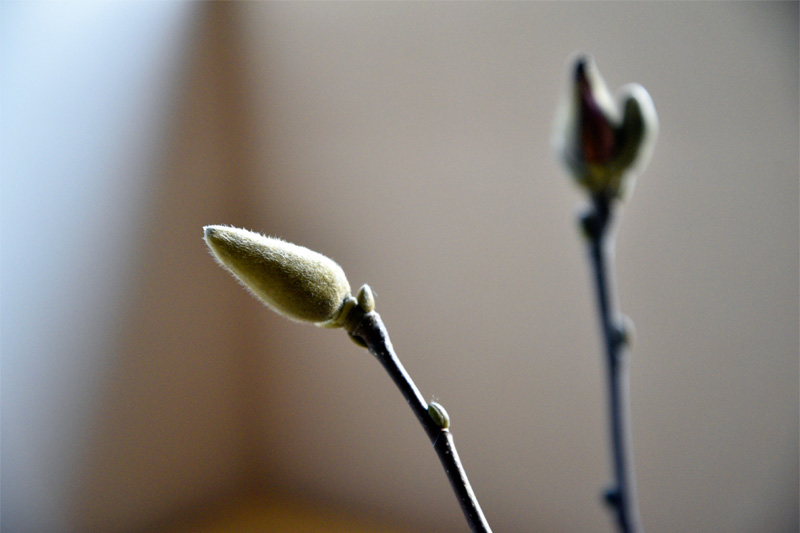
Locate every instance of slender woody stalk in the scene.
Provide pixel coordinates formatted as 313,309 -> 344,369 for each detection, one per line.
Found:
553,54 -> 655,532
581,196 -> 640,533
346,309 -> 492,533
204,226 -> 490,531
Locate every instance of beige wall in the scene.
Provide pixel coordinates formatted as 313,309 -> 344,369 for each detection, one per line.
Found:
3,2 -> 797,532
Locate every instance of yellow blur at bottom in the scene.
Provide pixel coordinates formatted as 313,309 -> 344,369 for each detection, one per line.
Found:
166,491 -> 407,533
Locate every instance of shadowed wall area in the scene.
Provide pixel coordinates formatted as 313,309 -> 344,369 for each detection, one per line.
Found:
72,6 -> 268,531
2,2 -> 798,532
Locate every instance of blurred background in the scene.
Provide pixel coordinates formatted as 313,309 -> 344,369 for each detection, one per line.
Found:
2,2 -> 797,532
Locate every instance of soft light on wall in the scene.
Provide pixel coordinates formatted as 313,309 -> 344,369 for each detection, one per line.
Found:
2,2 -> 199,530
2,3 -> 797,532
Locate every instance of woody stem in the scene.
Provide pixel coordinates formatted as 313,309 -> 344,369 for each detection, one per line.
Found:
346,310 -> 492,533
582,196 -> 641,533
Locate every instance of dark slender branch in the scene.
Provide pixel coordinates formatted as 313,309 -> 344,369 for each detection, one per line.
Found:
581,196 -> 641,533
347,310 -> 492,533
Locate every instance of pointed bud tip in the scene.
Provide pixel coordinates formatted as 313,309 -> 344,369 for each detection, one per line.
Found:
203,225 -> 228,248
573,54 -> 592,81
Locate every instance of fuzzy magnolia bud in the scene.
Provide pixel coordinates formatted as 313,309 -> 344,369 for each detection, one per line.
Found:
204,225 -> 351,326
552,55 -> 658,201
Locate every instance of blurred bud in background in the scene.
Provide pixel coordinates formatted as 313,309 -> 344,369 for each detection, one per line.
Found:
553,55 -> 658,201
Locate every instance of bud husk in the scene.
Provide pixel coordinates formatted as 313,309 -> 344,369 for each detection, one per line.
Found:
204,225 -> 351,326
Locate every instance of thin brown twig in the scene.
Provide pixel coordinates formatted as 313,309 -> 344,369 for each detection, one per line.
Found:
346,310 -> 492,533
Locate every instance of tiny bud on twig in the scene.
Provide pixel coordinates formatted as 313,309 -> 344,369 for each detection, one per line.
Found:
357,284 -> 376,313
613,315 -> 635,349
428,402 -> 451,429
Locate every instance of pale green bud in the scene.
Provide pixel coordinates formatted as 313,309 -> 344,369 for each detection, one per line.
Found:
427,401 -> 450,429
553,55 -> 658,201
204,225 -> 351,326
356,284 -> 375,313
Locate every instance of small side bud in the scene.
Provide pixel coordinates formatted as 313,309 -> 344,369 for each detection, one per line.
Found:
428,402 -> 450,429
613,315 -> 635,349
357,284 -> 375,312
577,205 -> 602,241
603,486 -> 622,509
204,225 -> 351,326
348,332 -> 368,348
